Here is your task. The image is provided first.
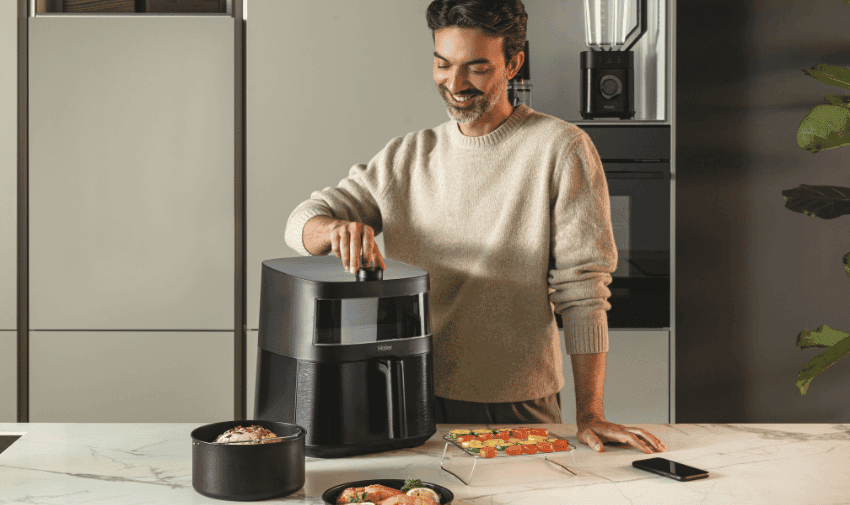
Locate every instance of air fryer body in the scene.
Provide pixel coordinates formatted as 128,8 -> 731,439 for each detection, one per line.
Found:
254,256 -> 436,458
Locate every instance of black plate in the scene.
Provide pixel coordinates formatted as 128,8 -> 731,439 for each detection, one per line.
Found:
322,479 -> 453,504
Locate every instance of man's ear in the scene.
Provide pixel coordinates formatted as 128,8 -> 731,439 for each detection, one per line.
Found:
507,51 -> 525,80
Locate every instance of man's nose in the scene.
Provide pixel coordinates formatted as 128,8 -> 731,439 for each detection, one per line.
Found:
445,68 -> 469,94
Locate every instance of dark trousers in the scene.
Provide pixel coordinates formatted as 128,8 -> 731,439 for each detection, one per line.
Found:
434,392 -> 562,424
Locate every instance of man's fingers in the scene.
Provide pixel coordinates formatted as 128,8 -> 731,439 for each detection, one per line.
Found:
623,433 -> 653,454
627,428 -> 666,452
375,248 -> 386,271
327,220 -> 384,274
578,428 -> 605,452
349,225 -> 362,274
338,227 -> 350,267
362,227 -> 375,268
606,429 -> 653,454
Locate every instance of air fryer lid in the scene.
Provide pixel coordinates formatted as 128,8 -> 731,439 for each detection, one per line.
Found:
262,256 -> 427,298
258,256 -> 431,362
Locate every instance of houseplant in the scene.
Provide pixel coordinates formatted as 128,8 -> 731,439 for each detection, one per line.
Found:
782,5 -> 850,394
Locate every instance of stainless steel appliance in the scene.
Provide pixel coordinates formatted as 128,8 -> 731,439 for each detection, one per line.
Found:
254,256 -> 436,458
581,0 -> 648,119
557,126 -> 670,328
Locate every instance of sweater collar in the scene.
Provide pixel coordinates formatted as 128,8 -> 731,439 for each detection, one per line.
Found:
447,104 -> 531,148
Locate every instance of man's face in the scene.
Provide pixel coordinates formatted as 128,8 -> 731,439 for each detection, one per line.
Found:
433,26 -> 512,124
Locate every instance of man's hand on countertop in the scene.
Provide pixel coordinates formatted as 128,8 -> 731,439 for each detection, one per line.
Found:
576,414 -> 667,454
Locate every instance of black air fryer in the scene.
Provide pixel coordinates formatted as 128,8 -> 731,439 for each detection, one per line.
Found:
254,256 -> 436,458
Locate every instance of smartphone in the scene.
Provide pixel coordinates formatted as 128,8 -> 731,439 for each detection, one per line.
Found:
632,457 -> 709,481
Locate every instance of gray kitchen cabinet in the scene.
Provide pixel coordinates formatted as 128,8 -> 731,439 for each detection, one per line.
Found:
29,331 -> 233,422
560,329 -> 670,424
0,332 -> 15,422
0,0 -> 16,331
28,16 -> 234,330
246,0 -> 447,331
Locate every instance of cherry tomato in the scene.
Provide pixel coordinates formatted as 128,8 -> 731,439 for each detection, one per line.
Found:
505,445 -> 523,456
512,428 -> 530,440
537,441 -> 554,453
479,446 -> 497,458
521,444 -> 538,455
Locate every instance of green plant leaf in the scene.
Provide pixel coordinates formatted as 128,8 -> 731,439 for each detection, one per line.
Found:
796,329 -> 850,394
796,325 -> 849,349
825,95 -> 850,108
844,0 -> 850,7
781,185 -> 850,219
797,105 -> 850,153
802,64 -> 850,90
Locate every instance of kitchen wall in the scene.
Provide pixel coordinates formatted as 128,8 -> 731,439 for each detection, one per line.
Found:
676,0 -> 850,422
0,0 -> 17,423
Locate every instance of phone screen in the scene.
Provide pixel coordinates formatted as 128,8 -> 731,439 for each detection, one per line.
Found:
632,457 -> 709,481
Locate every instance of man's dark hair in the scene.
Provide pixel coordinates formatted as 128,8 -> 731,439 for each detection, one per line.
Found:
426,0 -> 528,66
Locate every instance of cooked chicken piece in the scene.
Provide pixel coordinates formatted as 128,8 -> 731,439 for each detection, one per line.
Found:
214,425 -> 279,445
337,486 -> 366,504
378,494 -> 439,505
365,484 -> 404,502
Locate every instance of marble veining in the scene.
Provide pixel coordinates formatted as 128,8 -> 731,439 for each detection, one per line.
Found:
0,423 -> 849,504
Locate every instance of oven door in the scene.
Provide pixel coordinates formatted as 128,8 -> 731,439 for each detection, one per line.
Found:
605,163 -> 670,328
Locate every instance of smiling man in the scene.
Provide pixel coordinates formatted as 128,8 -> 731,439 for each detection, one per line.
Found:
284,0 -> 665,455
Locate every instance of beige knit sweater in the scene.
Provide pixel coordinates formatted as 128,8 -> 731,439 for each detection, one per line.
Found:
285,104 -> 617,403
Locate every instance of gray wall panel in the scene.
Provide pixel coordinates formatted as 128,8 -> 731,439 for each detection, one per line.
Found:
28,17 -> 234,330
246,0 -> 448,330
0,0 -> 17,330
30,331 -> 233,422
0,332 -> 14,422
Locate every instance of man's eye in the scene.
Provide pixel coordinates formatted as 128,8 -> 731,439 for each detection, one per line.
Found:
437,65 -> 449,69
470,68 -> 488,74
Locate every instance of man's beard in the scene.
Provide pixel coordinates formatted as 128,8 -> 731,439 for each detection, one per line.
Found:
439,73 -> 507,124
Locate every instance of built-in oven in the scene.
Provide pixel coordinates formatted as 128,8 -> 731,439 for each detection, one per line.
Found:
556,125 -> 670,329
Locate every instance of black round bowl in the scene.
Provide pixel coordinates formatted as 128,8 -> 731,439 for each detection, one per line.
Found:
191,420 -> 306,502
322,479 -> 454,504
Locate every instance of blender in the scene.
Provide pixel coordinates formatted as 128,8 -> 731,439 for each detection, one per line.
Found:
580,0 -> 647,119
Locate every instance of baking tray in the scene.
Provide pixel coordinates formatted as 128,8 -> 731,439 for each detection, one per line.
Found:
439,429 -> 577,485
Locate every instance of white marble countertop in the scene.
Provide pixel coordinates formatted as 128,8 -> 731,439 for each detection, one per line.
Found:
1,423 -> 848,504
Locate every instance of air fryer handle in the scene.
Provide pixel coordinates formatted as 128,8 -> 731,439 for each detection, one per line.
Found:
377,358 -> 408,439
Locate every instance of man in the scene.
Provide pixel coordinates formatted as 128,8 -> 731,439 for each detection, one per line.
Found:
284,0 -> 665,455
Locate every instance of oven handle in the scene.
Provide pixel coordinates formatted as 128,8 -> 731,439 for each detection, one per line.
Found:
605,171 -> 666,180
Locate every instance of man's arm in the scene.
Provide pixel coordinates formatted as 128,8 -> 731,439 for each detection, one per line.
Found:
571,352 -> 606,423
571,352 -> 667,454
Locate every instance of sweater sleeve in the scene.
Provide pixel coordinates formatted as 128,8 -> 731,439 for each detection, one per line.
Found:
284,137 -> 400,256
548,131 -> 618,354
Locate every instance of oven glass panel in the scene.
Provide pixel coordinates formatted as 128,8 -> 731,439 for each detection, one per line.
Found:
606,164 -> 670,328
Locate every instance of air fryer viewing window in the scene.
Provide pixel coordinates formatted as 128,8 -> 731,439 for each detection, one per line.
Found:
314,293 -> 430,345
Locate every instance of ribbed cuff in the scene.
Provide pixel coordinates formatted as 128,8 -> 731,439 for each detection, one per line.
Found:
285,205 -> 332,256
563,325 -> 609,354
